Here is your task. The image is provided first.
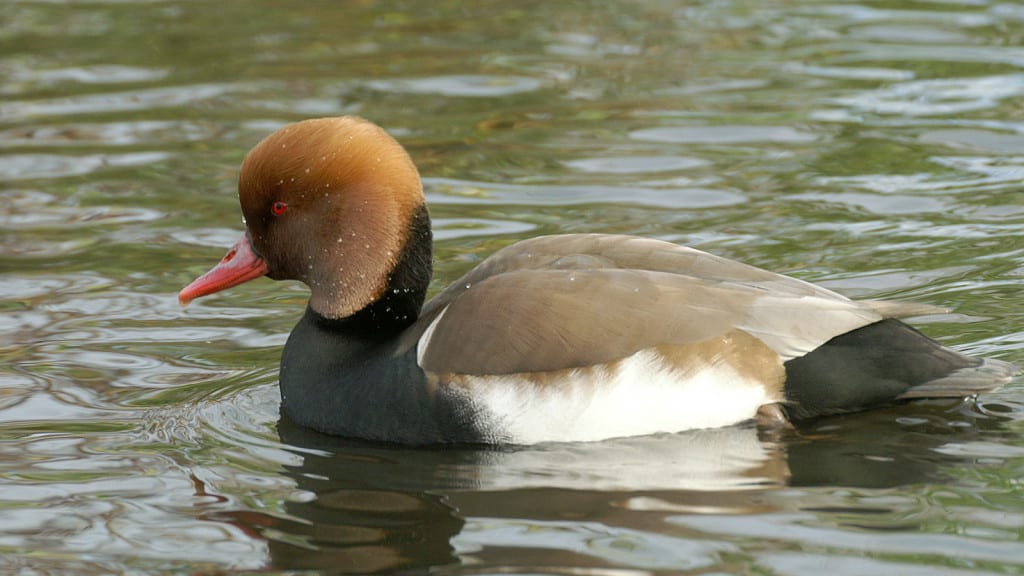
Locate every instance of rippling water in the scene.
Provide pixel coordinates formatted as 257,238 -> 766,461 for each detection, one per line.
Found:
2,1 -> 1023,573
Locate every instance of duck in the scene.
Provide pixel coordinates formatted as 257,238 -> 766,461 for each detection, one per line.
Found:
179,116 -> 1018,445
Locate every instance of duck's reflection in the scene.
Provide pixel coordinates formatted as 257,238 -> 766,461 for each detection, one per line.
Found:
215,397 -> 1014,572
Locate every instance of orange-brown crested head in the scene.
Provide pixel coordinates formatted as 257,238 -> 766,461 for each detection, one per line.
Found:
237,116 -> 428,318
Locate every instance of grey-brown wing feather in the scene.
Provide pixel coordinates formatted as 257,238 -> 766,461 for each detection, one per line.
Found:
410,234 -> 893,376
421,234 -> 841,316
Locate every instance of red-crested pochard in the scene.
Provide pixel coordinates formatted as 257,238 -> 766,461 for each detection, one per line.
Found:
179,116 -> 1018,445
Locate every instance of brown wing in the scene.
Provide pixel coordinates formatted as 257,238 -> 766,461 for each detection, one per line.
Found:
409,234 -> 890,376
421,234 -> 844,316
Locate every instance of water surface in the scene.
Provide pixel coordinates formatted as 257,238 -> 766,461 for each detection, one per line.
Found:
2,0 -> 1023,573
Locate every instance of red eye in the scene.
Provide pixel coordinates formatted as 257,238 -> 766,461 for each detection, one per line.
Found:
271,201 -> 288,215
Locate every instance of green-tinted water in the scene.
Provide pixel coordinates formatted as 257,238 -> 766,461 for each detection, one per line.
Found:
2,1 -> 1022,573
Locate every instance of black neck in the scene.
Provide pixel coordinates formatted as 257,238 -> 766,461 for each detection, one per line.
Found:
321,203 -> 432,335
278,204 -> 494,443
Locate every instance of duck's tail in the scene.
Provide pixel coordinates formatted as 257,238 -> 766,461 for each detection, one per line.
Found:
782,319 -> 1018,420
897,356 -> 1018,399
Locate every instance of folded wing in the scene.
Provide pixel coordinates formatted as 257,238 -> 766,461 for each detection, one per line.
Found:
412,234 -> 908,376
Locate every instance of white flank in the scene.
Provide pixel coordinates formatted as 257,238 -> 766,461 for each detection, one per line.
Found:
449,348 -> 771,444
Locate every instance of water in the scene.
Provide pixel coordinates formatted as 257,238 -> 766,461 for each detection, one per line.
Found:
3,0 -> 1023,573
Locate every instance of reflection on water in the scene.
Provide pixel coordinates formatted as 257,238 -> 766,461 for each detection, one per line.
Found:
226,398 -> 1019,573
2,0 -> 1023,573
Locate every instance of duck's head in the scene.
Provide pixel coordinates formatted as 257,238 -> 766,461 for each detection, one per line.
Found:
179,116 -> 431,321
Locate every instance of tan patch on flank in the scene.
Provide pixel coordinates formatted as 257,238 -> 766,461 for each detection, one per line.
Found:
653,329 -> 786,402
436,328 -> 785,397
